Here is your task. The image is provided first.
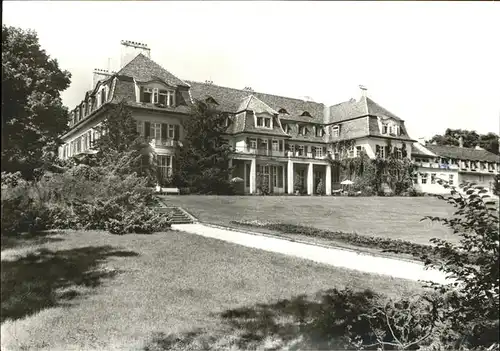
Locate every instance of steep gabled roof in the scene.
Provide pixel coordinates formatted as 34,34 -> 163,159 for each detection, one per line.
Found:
187,81 -> 325,123
425,145 -> 500,163
328,96 -> 403,123
117,53 -> 189,87
236,95 -> 278,115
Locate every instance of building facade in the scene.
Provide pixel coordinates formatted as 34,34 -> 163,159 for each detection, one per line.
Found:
411,142 -> 499,195
59,40 -> 498,196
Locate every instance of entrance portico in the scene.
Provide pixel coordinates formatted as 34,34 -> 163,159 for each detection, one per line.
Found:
233,154 -> 332,195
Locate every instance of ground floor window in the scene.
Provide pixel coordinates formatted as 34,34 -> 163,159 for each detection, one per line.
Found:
421,173 -> 428,184
271,165 -> 283,187
449,174 -> 454,185
413,173 -> 418,184
245,163 -> 250,187
431,173 -> 436,184
157,155 -> 173,184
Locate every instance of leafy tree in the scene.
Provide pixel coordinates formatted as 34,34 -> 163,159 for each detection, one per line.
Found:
429,129 -> 499,155
91,101 -> 156,183
174,100 -> 233,194
2,25 -> 71,178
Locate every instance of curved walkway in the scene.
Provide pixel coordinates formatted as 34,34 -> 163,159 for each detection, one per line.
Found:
172,223 -> 450,284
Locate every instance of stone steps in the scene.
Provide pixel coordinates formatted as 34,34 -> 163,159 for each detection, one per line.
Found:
155,206 -> 195,224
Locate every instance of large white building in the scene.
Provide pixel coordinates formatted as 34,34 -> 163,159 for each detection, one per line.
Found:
58,40 -> 499,195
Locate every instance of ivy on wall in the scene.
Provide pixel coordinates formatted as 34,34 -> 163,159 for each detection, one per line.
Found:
328,140 -> 416,195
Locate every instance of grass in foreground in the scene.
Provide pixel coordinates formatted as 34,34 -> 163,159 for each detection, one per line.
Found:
1,230 -> 423,350
159,195 -> 456,245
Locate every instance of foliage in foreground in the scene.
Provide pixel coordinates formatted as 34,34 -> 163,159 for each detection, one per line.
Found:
232,181 -> 499,350
416,181 -> 499,349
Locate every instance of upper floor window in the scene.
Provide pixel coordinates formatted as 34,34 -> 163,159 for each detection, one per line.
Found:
298,145 -> 305,156
272,140 -> 279,151
257,116 -> 272,128
298,125 -> 305,135
332,125 -> 340,137
301,111 -> 311,117
315,126 -> 324,137
159,89 -> 175,106
383,122 -> 400,136
250,139 -> 257,150
396,148 -> 402,159
356,146 -> 364,157
278,108 -> 289,115
141,86 -> 176,106
101,88 -> 107,105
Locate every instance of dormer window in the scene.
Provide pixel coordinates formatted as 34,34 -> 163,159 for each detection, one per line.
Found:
140,86 -> 175,106
301,111 -> 312,117
256,115 -> 272,128
278,108 -> 289,115
332,125 -> 340,137
100,88 -> 107,106
382,125 -> 388,134
143,87 -> 153,102
206,96 -> 218,105
159,90 -> 175,106
298,125 -> 305,135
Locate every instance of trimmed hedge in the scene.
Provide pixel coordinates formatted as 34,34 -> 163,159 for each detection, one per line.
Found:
230,220 -> 440,262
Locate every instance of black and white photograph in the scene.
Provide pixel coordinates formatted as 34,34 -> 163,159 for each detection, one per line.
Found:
1,1 -> 499,350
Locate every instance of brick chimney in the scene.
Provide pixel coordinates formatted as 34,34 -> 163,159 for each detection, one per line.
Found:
92,68 -> 114,90
359,85 -> 367,98
120,40 -> 150,69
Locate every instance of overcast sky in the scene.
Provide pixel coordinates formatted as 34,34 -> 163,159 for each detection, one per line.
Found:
3,1 -> 500,140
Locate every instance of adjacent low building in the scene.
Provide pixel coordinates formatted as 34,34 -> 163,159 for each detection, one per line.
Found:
411,140 -> 499,195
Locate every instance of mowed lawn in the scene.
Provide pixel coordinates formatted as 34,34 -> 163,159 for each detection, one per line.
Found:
160,196 -> 457,245
1,230 -> 422,351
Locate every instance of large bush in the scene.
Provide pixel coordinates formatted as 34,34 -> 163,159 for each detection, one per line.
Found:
1,167 -> 171,236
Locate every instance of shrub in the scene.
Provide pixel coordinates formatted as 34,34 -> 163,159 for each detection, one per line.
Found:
1,167 -> 171,236
316,179 -> 325,195
294,177 -> 305,195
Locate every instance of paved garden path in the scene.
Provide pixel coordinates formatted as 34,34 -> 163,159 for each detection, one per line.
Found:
172,223 -> 450,284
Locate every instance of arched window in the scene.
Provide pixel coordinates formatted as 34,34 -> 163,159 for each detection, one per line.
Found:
278,108 -> 289,115
301,111 -> 312,117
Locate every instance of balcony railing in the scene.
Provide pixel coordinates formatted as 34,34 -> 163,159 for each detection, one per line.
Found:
233,147 -> 327,159
234,147 -> 285,157
287,151 -> 327,159
148,138 -> 179,147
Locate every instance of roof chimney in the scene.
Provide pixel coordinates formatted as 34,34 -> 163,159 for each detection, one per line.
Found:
120,40 -> 151,69
359,85 -> 367,98
92,68 -> 115,90
458,136 -> 464,148
243,86 -> 254,92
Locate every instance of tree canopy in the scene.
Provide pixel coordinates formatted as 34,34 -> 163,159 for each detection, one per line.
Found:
90,101 -> 156,183
174,100 -> 233,194
2,25 -> 71,178
429,129 -> 499,155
